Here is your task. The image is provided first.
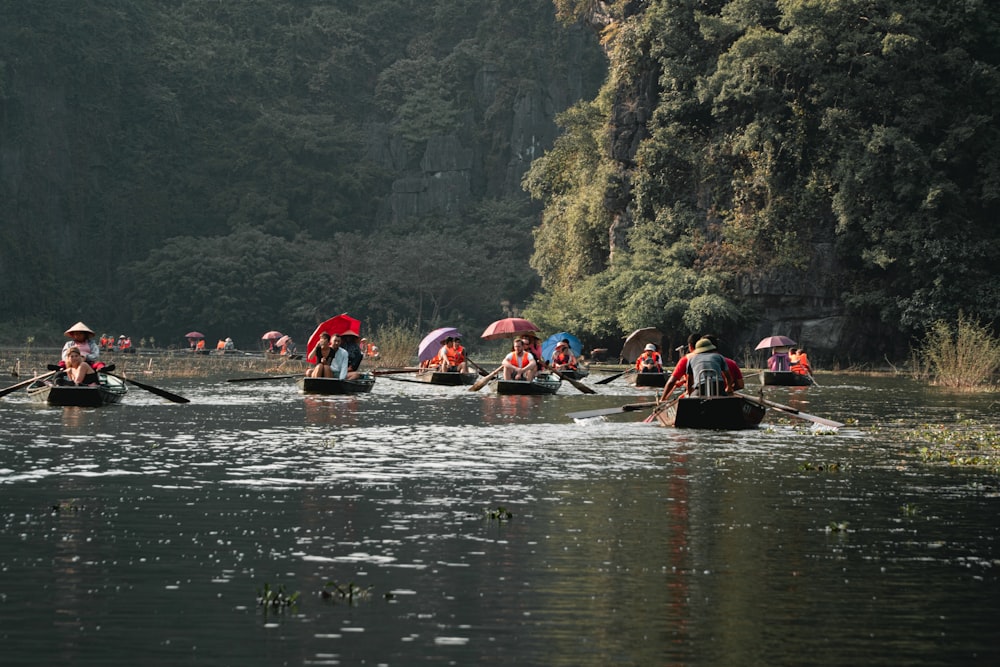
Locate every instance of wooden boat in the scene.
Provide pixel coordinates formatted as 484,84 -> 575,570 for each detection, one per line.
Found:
654,394 -> 766,430
416,370 -> 478,386
760,370 -> 813,386
296,374 -> 375,395
632,371 -> 667,388
27,373 -> 128,407
495,373 -> 561,395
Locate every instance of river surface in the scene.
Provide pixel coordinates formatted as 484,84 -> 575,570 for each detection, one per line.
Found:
1,372 -> 997,666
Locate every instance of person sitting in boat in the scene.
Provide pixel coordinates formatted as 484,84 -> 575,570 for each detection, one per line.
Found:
659,332 -> 702,399
438,337 -> 468,373
280,337 -> 296,356
685,338 -> 734,396
522,334 -> 545,371
704,334 -> 744,391
768,347 -> 791,372
216,339 -> 226,351
224,337 -> 235,351
339,334 -> 365,376
62,346 -> 99,386
550,339 -> 578,372
307,332 -> 349,379
789,348 -> 811,376
635,343 -> 663,373
61,321 -> 104,370
502,338 -> 537,381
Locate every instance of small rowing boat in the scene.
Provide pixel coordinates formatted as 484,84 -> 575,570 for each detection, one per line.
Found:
760,370 -> 813,386
27,373 -> 128,407
495,373 -> 561,395
416,370 -> 477,386
296,374 -> 375,395
653,395 -> 765,430
632,371 -> 667,388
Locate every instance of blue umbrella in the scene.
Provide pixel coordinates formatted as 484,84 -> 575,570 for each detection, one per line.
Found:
541,332 -> 583,362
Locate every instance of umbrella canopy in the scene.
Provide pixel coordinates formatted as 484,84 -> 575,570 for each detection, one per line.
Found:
306,313 -> 362,362
418,327 -> 463,363
541,332 -> 583,362
185,331 -> 205,339
261,330 -> 283,341
755,335 -> 796,350
621,327 -> 662,363
481,317 -> 540,341
276,335 -> 291,347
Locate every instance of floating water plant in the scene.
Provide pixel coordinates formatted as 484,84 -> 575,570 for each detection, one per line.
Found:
256,583 -> 299,610
321,581 -> 373,604
484,506 -> 513,521
798,461 -> 841,472
825,521 -> 849,533
901,503 -> 920,517
897,420 -> 1000,472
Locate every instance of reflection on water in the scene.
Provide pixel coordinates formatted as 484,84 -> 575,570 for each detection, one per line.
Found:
0,373 -> 997,666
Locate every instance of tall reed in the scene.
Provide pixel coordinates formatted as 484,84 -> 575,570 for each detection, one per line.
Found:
368,322 -> 420,368
918,314 -> 1000,390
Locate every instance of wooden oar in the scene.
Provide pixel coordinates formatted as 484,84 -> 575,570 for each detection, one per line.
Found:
549,368 -> 596,394
642,390 -> 683,423
105,372 -> 190,404
0,370 -> 58,399
739,393 -> 842,428
381,374 -> 432,385
372,367 -> 426,376
595,367 -> 635,385
469,367 -> 502,392
566,401 -> 658,420
227,374 -> 305,383
466,358 -> 490,377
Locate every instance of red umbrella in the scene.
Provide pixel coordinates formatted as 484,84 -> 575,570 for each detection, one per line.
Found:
481,317 -> 539,341
261,330 -> 283,341
185,331 -> 205,339
755,335 -> 796,350
306,313 -> 361,362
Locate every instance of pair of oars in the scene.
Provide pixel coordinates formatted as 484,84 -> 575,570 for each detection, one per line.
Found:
0,364 -> 190,404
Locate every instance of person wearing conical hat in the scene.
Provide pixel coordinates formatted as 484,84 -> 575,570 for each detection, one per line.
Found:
61,321 -> 101,366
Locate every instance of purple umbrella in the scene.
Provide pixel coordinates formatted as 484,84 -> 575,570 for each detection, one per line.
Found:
418,327 -> 463,363
755,335 -> 796,350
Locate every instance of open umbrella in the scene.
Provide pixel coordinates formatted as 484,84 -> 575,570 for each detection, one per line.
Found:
621,327 -> 662,363
481,317 -> 539,341
755,335 -> 796,350
275,335 -> 291,348
541,332 -> 583,363
418,327 -> 462,363
261,330 -> 283,341
306,313 -> 362,362
185,331 -> 205,339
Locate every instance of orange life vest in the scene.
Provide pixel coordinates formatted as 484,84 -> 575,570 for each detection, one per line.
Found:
507,351 -> 531,368
445,344 -> 465,366
552,351 -> 576,369
635,351 -> 662,372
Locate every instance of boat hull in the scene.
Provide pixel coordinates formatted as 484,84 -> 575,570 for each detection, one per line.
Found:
417,371 -> 477,386
554,369 -> 589,381
495,375 -> 561,395
27,374 -> 128,407
632,372 -> 667,387
761,371 -> 812,386
655,395 -> 765,430
296,375 -> 375,394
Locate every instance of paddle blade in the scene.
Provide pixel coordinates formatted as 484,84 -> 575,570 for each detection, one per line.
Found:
740,394 -> 843,428
552,369 -> 596,394
226,374 -> 304,383
108,372 -> 190,403
567,401 -> 658,420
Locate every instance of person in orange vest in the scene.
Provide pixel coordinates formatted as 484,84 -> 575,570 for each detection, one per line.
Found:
437,337 -> 468,373
635,343 -> 663,373
790,347 -> 812,375
216,339 -> 226,350
502,338 -> 537,381
550,339 -> 578,372
195,338 -> 205,351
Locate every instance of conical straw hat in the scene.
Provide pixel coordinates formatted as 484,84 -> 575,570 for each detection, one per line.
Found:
64,321 -> 95,337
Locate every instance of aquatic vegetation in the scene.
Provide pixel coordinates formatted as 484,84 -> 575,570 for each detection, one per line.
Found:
901,503 -> 920,517
256,583 -> 299,611
484,506 -> 513,521
825,521 -> 849,533
898,420 -> 1000,471
321,581 -> 373,604
798,461 -> 842,472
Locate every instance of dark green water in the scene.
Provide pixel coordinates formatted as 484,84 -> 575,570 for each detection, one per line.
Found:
1,373 -> 997,666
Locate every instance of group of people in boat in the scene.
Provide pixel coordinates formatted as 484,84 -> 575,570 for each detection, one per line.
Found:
659,333 -> 745,401
305,332 -> 365,380
501,334 -> 579,381
57,322 -> 106,386
767,346 -> 812,376
421,336 -> 470,373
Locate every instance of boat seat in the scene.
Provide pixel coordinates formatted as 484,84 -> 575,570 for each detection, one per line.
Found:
692,369 -> 725,397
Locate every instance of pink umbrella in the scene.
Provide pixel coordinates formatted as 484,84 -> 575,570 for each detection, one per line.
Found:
261,330 -> 283,341
481,317 -> 539,341
185,331 -> 205,339
755,335 -> 796,350
275,335 -> 291,347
